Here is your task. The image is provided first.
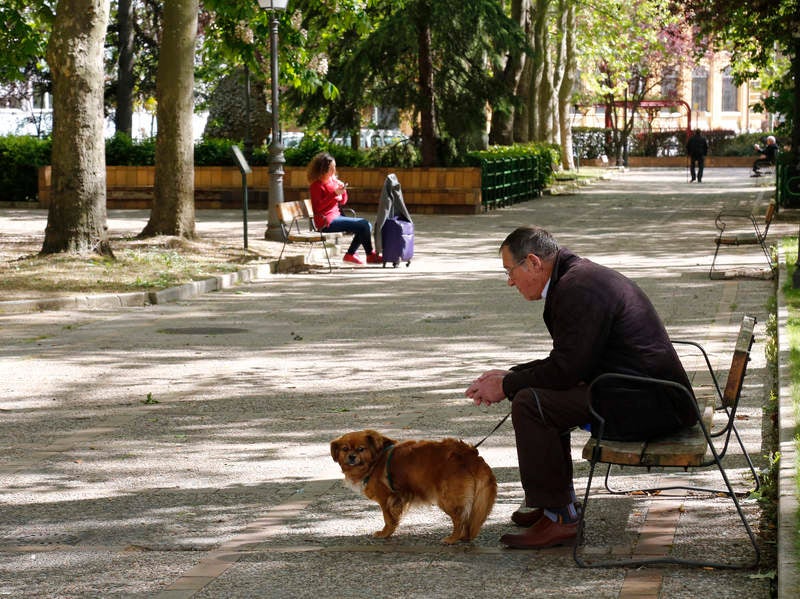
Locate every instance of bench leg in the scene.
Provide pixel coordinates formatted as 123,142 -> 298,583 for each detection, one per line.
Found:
709,241 -> 723,279
573,439 -> 760,568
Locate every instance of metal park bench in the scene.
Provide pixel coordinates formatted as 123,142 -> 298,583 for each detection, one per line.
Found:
710,200 -> 776,279
276,200 -> 357,273
574,315 -> 761,569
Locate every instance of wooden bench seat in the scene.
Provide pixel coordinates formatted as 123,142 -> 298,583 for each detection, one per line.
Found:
574,315 -> 761,569
582,398 -> 714,468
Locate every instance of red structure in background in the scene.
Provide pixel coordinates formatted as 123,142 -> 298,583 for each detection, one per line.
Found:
604,99 -> 693,135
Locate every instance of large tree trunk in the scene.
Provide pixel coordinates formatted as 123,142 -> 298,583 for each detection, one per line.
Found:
489,0 -> 530,145
526,0 -> 550,141
115,0 -> 135,137
42,0 -> 112,256
140,0 -> 198,239
514,54 -> 532,143
416,2 -> 437,167
556,0 -> 576,169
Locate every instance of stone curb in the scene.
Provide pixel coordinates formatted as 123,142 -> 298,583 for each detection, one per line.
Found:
0,259 -> 301,314
778,250 -> 800,599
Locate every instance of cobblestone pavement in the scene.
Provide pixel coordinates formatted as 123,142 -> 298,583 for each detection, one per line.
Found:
0,168 -> 793,598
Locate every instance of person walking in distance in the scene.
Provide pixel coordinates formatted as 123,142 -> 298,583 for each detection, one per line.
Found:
686,129 -> 708,183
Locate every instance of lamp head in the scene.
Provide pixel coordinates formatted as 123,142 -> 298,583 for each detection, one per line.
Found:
257,0 -> 288,9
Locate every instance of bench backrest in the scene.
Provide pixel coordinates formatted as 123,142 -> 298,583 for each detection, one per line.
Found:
275,200 -> 308,226
722,315 -> 756,408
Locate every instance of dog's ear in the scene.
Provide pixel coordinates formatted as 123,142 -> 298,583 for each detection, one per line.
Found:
365,430 -> 395,453
330,439 -> 341,462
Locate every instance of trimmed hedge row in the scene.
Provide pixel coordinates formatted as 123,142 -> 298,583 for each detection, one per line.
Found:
467,143 -> 560,208
0,136 -> 52,202
573,127 -> 784,158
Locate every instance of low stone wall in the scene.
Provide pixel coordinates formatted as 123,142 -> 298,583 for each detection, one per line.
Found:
38,165 -> 483,215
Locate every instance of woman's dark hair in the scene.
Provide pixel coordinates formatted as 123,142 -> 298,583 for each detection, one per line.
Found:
501,226 -> 559,261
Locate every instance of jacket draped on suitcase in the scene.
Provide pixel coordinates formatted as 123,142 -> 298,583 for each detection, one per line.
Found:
374,174 -> 414,267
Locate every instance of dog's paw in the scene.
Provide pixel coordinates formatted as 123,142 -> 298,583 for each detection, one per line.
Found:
441,535 -> 461,545
372,529 -> 394,539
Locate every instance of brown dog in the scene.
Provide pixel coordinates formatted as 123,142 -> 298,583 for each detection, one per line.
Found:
330,429 -> 497,544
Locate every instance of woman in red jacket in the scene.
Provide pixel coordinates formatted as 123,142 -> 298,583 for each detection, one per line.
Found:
307,152 -> 381,265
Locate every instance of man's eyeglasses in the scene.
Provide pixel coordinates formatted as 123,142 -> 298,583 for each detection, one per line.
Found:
504,257 -> 527,279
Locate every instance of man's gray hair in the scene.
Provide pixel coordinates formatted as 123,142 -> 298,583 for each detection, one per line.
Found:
501,226 -> 559,261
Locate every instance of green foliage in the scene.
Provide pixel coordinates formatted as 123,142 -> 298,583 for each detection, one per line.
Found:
364,142 -> 421,168
105,133 -> 156,166
0,135 -> 51,201
468,142 -> 560,187
193,138 -> 238,166
572,128 -> 612,159
0,1 -> 54,83
280,0 -> 525,166
283,132 -> 330,167
573,127 -> 784,158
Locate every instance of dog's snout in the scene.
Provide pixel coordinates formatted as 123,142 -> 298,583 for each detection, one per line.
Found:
347,453 -> 358,465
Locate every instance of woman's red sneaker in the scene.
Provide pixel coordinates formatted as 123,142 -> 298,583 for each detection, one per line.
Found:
343,253 -> 364,265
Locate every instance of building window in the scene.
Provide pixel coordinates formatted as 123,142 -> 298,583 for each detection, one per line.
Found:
691,67 -> 708,112
661,70 -> 678,100
721,67 -> 739,112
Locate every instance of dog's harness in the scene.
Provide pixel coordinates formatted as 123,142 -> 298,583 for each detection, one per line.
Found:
361,444 -> 397,491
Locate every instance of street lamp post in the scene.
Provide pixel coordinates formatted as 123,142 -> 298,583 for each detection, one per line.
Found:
257,0 -> 288,241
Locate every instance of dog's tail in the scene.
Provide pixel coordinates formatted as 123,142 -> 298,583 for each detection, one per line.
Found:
466,457 -> 497,540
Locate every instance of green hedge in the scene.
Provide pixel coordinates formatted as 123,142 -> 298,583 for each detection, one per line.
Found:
573,126 -> 784,158
0,136 -> 52,202
468,142 -> 560,189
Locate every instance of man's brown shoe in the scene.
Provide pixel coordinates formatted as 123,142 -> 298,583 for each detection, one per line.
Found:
500,516 -> 578,549
511,507 -> 544,527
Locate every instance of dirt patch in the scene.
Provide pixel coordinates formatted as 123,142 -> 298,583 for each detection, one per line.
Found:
0,229 -> 285,302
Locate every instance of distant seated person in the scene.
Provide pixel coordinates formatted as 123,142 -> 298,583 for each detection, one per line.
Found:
307,152 -> 382,266
752,135 -> 778,177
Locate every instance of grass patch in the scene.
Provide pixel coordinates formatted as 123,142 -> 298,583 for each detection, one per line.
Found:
0,234 -> 276,300
780,237 -> 800,557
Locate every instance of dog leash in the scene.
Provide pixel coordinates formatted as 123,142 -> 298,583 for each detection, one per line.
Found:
473,410 -> 511,449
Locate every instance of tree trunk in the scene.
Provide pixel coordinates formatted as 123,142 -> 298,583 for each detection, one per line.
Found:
556,0 -> 576,169
536,2 -> 555,142
41,0 -> 112,256
140,0 -> 198,239
527,0 -> 549,140
416,2 -> 437,167
514,54 -> 532,143
489,0 -> 530,145
115,0 -> 135,137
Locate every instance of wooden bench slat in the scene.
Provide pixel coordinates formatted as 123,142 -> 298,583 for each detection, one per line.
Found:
582,396 -> 714,467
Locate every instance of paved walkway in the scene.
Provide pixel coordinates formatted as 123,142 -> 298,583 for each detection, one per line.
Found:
0,168 -> 794,598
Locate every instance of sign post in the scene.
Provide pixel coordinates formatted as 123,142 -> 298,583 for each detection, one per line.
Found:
231,145 -> 252,250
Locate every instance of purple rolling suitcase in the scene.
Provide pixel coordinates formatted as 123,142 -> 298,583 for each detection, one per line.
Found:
381,216 -> 414,267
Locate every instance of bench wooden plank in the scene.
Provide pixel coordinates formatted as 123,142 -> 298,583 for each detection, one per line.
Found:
582,397 -> 713,467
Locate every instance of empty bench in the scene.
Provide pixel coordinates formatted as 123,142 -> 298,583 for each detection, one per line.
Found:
710,200 -> 775,279
574,315 -> 761,569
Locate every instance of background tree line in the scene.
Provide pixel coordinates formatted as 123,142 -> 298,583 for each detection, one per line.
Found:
0,0 -> 795,255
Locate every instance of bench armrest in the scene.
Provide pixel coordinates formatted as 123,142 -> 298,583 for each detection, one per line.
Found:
670,339 -> 723,406
714,210 -> 758,233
